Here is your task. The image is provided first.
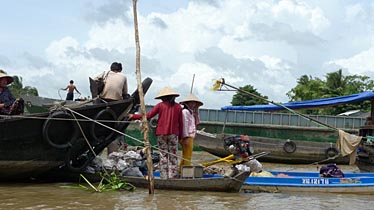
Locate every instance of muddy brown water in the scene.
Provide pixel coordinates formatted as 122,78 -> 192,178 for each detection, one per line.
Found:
1,152 -> 373,210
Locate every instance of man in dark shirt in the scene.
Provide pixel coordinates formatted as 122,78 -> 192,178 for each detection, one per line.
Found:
0,72 -> 16,114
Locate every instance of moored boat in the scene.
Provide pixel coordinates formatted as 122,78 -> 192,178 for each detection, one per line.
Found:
195,130 -> 349,164
0,78 -> 152,180
243,170 -> 374,194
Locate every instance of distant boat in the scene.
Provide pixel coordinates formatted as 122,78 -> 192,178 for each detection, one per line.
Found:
243,170 -> 374,194
0,78 -> 152,180
195,130 -> 349,164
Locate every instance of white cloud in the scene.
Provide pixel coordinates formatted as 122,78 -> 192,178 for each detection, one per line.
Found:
327,48 -> 374,74
5,0 -> 374,109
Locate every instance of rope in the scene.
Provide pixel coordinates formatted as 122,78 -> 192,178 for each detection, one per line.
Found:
63,107 -> 201,167
67,109 -> 111,176
0,114 -> 136,124
218,79 -> 338,131
284,154 -> 340,172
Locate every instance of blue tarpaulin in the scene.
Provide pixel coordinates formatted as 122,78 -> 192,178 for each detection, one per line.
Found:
221,91 -> 374,111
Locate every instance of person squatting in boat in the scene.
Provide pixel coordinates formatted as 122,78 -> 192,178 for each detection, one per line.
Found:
129,87 -> 184,179
0,71 -> 24,115
179,93 -> 203,172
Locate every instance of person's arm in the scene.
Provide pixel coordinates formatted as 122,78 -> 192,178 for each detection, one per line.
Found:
181,109 -> 189,139
74,86 -> 81,94
178,106 -> 184,140
61,86 -> 68,90
1,89 -> 16,107
129,104 -> 160,120
193,109 -> 200,125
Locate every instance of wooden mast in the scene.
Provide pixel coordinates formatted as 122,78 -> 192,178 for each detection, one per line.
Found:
132,0 -> 154,194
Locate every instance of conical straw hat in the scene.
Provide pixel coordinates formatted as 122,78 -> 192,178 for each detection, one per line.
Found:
180,93 -> 203,106
0,72 -> 14,85
155,87 -> 180,99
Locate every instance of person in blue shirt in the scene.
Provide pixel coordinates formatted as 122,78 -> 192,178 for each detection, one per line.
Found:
0,72 -> 23,115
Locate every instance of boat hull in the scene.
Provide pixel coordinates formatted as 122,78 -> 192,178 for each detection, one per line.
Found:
243,170 -> 374,194
121,171 -> 250,193
0,99 -> 134,180
0,78 -> 153,180
195,130 -> 349,164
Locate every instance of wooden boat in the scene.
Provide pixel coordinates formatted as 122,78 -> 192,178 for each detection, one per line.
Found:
195,130 -> 349,164
0,78 -> 152,180
243,170 -> 374,194
120,171 -> 250,193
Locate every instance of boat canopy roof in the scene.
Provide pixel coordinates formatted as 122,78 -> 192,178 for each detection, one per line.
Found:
221,91 -> 374,111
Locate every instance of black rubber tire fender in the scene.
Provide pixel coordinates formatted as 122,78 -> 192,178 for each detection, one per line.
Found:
149,118 -> 158,129
325,147 -> 339,159
89,108 -> 117,143
283,140 -> 297,153
42,111 -> 78,149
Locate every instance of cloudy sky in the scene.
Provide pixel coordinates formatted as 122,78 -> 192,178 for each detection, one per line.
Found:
2,0 -> 374,109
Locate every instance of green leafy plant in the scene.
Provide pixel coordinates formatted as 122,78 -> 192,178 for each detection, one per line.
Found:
61,172 -> 136,192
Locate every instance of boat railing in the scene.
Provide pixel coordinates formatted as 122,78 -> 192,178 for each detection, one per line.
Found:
144,105 -> 365,130
198,109 -> 365,130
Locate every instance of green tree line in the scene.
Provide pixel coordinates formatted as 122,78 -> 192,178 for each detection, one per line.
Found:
232,69 -> 374,115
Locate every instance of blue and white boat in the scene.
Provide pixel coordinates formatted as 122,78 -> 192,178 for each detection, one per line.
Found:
243,170 -> 374,194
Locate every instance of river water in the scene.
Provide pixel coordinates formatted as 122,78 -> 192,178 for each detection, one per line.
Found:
1,152 -> 373,210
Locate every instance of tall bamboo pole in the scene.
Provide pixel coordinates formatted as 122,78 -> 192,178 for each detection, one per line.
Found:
190,74 -> 195,94
132,0 -> 154,194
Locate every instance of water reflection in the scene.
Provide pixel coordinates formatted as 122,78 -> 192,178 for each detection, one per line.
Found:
1,152 -> 373,210
2,184 -> 374,210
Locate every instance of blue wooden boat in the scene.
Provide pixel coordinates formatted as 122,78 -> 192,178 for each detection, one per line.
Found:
243,170 -> 374,194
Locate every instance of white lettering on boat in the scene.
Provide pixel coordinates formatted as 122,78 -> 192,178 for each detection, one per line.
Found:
301,178 -> 330,185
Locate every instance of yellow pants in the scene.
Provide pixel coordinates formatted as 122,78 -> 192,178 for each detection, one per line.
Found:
179,137 -> 194,172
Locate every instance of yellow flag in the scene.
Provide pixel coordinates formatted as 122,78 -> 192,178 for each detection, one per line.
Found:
211,79 -> 222,91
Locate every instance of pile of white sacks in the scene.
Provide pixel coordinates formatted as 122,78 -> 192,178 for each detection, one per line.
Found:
87,148 -> 153,177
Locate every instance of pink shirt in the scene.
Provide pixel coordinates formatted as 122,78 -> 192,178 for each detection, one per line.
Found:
181,108 -> 196,138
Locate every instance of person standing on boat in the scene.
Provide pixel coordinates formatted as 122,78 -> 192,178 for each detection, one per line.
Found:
94,62 -> 129,155
0,72 -> 16,114
129,87 -> 184,179
61,80 -> 81,101
179,93 -> 203,172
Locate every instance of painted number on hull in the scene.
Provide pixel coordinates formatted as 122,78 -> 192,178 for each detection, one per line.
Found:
302,178 -> 330,185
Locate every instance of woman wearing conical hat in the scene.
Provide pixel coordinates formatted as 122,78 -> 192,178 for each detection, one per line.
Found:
129,87 -> 184,179
0,71 -> 17,115
179,93 -> 203,171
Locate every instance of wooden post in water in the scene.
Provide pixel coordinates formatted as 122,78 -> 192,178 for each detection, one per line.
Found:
132,0 -> 154,194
